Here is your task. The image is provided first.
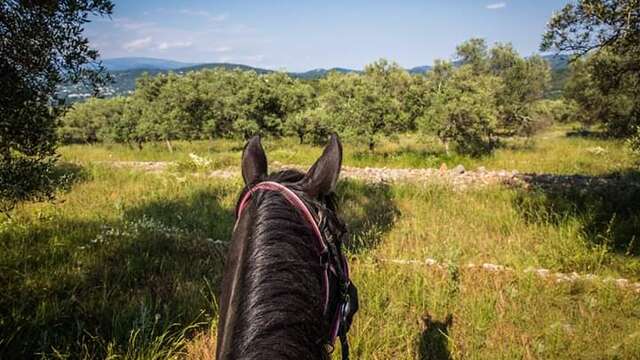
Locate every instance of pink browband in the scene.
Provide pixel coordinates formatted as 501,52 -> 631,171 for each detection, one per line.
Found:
235,181 -> 331,314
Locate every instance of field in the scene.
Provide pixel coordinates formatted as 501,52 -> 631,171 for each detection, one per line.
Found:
2,125 -> 640,359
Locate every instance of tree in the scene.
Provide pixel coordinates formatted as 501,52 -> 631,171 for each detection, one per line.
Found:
455,38 -> 489,75
318,70 -> 404,151
0,0 -> 113,213
284,107 -> 334,145
364,59 -> 414,130
564,51 -> 638,136
489,43 -> 551,135
419,64 -> 500,156
59,97 -> 127,144
542,0 -> 640,137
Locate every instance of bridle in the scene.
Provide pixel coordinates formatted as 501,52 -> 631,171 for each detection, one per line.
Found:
235,181 -> 358,360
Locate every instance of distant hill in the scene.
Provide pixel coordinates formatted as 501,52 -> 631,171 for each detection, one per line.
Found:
100,57 -> 198,71
181,62 -> 273,74
59,62 -> 274,100
542,54 -> 571,99
292,67 -> 360,79
59,55 -> 573,101
408,65 -> 432,74
541,54 -> 570,70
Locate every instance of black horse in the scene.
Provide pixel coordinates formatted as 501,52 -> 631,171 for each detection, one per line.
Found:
216,135 -> 358,360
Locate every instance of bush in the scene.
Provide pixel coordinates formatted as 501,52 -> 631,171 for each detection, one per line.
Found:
419,64 -> 499,156
526,99 -> 575,135
284,107 -> 335,145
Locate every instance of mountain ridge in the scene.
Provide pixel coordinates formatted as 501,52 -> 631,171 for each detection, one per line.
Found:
100,57 -> 197,71
60,55 -> 570,100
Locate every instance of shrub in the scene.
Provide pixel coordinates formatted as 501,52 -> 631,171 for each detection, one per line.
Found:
420,64 -> 499,156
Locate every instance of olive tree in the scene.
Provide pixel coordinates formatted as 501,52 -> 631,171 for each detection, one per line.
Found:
1,0 -> 113,213
542,0 -> 640,137
420,63 -> 500,156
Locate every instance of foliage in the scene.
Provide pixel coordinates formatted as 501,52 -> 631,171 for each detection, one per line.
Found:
58,39 -> 554,154
563,51 -> 639,136
59,97 -> 128,143
490,45 -> 551,136
419,64 -> 500,156
452,40 -> 552,137
316,67 -> 407,150
528,99 -> 577,134
0,0 -> 113,213
284,107 -> 335,145
455,38 -> 489,75
542,0 -> 640,138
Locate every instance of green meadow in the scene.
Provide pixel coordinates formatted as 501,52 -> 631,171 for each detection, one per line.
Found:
2,126 -> 639,359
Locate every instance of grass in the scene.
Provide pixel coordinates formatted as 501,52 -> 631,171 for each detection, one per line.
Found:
59,124 -> 637,176
2,125 -> 640,359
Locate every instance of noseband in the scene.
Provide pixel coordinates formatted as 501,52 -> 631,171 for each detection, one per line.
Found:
235,181 -> 358,360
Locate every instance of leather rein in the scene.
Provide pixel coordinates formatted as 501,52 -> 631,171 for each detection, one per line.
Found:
234,181 -> 357,360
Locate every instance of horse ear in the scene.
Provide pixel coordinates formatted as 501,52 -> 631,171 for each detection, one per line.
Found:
242,135 -> 268,185
302,134 -> 342,198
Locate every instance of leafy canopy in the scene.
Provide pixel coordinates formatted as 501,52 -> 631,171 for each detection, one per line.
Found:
1,0 -> 113,213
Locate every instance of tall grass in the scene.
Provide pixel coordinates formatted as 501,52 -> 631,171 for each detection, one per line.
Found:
2,126 -> 639,358
60,125 -> 638,175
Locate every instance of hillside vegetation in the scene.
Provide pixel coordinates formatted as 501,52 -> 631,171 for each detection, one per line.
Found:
60,39 -> 566,158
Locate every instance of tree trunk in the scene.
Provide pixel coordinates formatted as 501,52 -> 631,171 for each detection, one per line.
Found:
165,139 -> 173,153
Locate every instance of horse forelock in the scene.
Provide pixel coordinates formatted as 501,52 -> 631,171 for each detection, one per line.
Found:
217,169 -> 330,360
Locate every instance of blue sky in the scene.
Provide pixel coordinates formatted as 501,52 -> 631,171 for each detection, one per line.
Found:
86,0 -> 570,71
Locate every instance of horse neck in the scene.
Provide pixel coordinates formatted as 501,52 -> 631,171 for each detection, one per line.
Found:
217,192 -> 327,359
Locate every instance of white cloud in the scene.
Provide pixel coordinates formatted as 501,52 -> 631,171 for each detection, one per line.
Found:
179,9 -> 228,22
486,2 -> 506,10
123,36 -> 153,51
157,41 -> 193,50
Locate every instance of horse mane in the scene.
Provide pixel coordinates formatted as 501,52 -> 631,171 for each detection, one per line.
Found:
226,169 -> 332,359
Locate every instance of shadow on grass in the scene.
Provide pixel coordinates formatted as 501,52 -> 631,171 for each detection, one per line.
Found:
1,175 -> 399,358
0,189 -> 233,359
565,128 -> 609,139
337,180 -> 400,253
53,161 -> 91,190
418,313 -> 453,360
515,169 -> 640,256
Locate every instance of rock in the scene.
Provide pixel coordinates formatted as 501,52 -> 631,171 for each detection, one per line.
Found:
439,163 -> 448,174
451,164 -> 465,175
587,146 -> 607,155
477,166 -> 486,173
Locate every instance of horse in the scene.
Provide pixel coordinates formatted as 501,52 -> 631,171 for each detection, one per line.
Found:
216,134 -> 358,360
